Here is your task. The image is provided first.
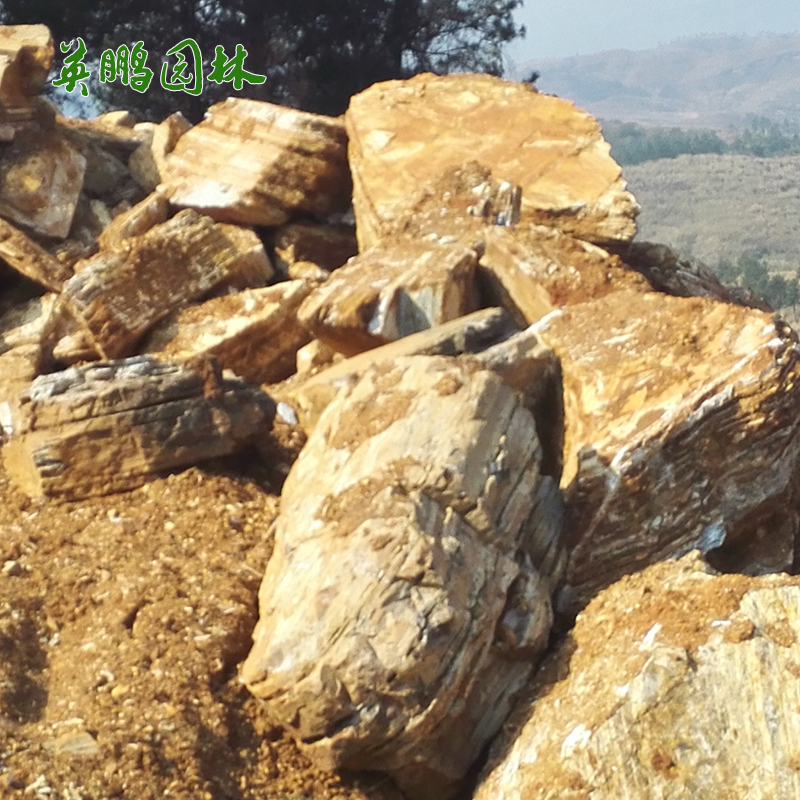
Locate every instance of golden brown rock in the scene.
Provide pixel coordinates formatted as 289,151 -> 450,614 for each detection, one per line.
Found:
163,98 -> 351,226
2,355 -> 274,499
96,188 -> 171,249
242,356 -> 557,800
53,210 -> 273,361
298,239 -> 479,356
128,112 -> 191,192
475,555 -> 800,800
346,73 -> 638,250
0,216 -> 72,291
530,291 -> 800,614
272,221 -> 357,276
0,25 -> 53,111
142,281 -> 312,385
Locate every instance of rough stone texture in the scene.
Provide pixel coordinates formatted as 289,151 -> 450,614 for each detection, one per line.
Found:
0,216 -> 72,290
164,98 -> 351,226
622,240 -> 773,311
53,209 -> 273,361
128,112 -> 191,192
285,307 -> 516,430
142,281 -> 312,385
96,187 -> 171,249
0,25 -> 53,111
0,127 -> 86,238
298,240 -> 479,356
241,356 -> 558,800
530,290 -> 800,615
475,554 -> 800,800
478,225 -> 652,326
272,221 -> 358,276
346,73 -> 638,250
2,355 -> 274,499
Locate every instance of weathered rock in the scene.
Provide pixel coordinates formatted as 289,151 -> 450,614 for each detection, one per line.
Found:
163,98 -> 351,226
475,554 -> 800,800
478,225 -> 652,326
97,188 -> 170,249
0,25 -> 53,112
142,281 -> 312,385
298,240 -> 479,356
286,307 -> 516,429
530,290 -> 800,615
272,221 -> 358,276
295,339 -> 339,375
346,73 -> 638,250
0,127 -> 86,238
52,209 -> 274,361
128,112 -> 191,192
242,356 -> 558,800
0,216 -> 72,291
622,240 -> 773,311
2,355 -> 274,499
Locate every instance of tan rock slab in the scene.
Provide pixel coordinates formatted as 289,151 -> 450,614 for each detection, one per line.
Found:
2,355 -> 274,499
96,188 -> 171,249
298,239 -> 479,356
128,112 -> 191,192
272,221 -> 357,275
142,280 -> 312,385
478,225 -> 652,326
476,555 -> 800,800
0,25 -> 53,109
0,127 -> 86,238
242,356 -> 556,800
53,209 -> 273,361
163,98 -> 351,226
0,217 -> 72,291
530,290 -> 800,614
346,73 -> 638,250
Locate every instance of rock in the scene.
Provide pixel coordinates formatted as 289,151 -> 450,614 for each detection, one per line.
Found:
287,307 -> 516,430
242,356 -> 557,800
530,290 -> 800,615
475,554 -> 800,800
128,112 -> 191,192
295,339 -> 339,375
622,240 -> 773,311
0,216 -> 72,291
163,98 -> 351,226
2,355 -> 274,499
0,126 -> 86,238
94,110 -> 136,128
272,221 -> 358,276
0,25 -> 53,112
478,225 -> 651,326
52,209 -> 273,361
298,239 -> 480,356
97,188 -> 170,249
346,73 -> 638,250
142,280 -> 312,385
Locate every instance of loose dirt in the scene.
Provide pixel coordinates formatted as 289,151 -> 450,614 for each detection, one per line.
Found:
0,452 -> 402,800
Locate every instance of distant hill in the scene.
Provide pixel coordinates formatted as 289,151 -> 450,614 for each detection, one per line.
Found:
623,153 -> 800,270
516,34 -> 800,128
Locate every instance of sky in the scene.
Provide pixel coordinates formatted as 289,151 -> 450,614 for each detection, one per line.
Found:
508,0 -> 800,62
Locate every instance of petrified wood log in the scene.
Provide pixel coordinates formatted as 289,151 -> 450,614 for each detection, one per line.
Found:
2,355 -> 274,499
531,290 -> 800,615
0,218 -> 71,291
53,209 -> 273,361
242,356 -> 559,800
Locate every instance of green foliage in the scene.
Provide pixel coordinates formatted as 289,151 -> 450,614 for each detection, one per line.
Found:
603,117 -> 800,166
602,121 -> 726,165
713,249 -> 800,310
0,0 -> 524,120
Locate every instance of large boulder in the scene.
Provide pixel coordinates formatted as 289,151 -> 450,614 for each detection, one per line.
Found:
241,355 -> 560,799
475,554 -> 800,800
345,73 -> 638,250
531,290 -> 800,614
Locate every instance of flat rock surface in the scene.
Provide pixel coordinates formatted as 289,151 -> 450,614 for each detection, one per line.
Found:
346,73 -> 638,250
531,290 -> 800,613
164,98 -> 351,226
475,554 -> 800,800
242,356 -> 557,800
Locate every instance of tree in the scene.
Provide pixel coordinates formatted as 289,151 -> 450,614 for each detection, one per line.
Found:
0,0 -> 524,120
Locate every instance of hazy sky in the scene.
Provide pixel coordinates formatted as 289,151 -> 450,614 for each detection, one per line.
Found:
508,0 -> 800,62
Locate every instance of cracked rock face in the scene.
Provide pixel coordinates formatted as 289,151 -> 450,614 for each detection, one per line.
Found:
241,355 -> 558,800
475,554 -> 800,800
345,73 -> 639,250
